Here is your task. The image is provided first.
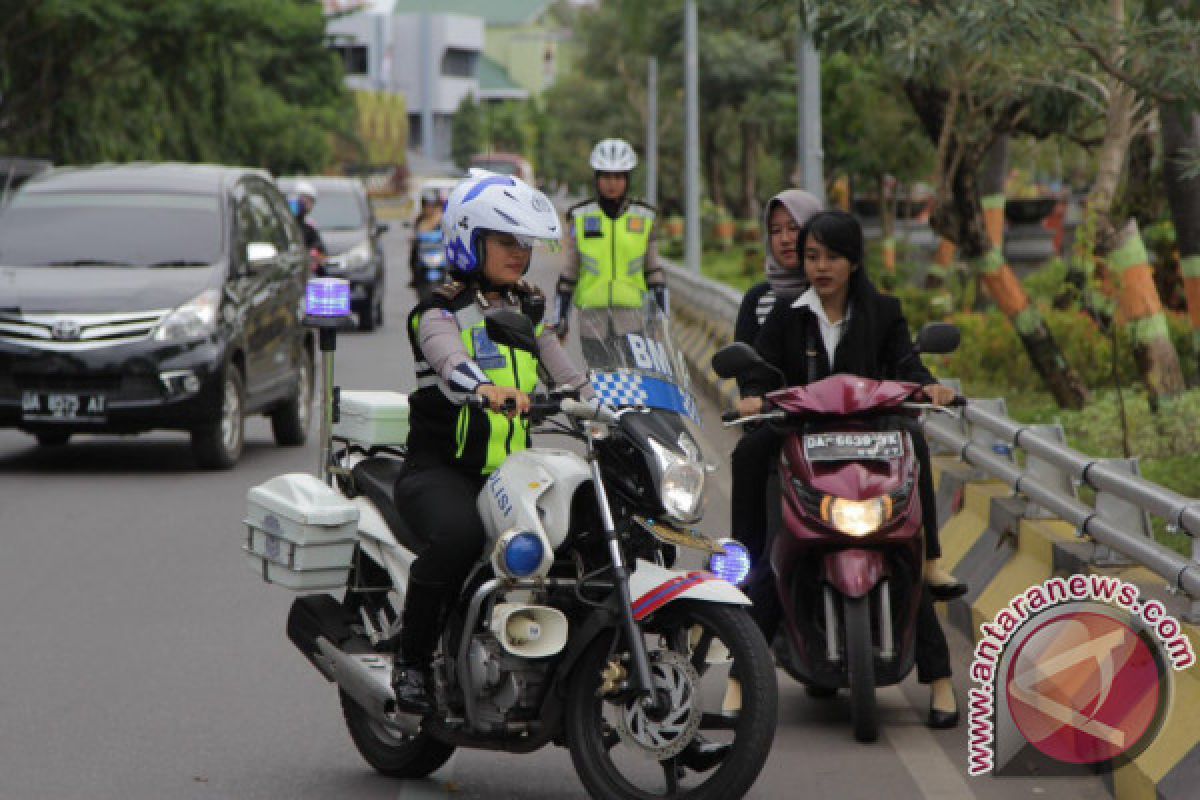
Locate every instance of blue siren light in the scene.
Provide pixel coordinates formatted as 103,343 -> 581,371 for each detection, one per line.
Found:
710,539 -> 752,585
306,278 -> 352,318
503,532 -> 545,578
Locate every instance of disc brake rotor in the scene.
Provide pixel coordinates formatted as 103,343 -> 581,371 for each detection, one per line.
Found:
614,650 -> 702,760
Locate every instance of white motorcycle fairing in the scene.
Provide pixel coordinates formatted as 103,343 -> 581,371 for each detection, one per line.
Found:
477,448 -> 591,550
628,559 -> 751,621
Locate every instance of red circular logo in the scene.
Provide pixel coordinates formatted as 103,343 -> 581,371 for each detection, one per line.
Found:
1003,614 -> 1161,762
1005,611 -> 1162,764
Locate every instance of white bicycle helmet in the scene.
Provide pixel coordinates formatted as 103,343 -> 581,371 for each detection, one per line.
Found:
442,169 -> 561,274
293,179 -> 318,201
589,138 -> 638,172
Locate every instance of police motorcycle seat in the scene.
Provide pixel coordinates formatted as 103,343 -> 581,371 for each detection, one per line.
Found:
350,457 -> 424,554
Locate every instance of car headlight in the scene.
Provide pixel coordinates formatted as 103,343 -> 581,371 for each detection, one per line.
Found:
648,435 -> 705,524
153,289 -> 219,342
822,496 -> 890,537
329,241 -> 371,271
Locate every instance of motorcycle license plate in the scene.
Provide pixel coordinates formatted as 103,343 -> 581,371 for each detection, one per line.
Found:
803,431 -> 902,462
21,391 -> 107,422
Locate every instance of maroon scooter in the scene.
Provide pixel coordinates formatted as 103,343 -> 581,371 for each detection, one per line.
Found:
713,325 -> 960,742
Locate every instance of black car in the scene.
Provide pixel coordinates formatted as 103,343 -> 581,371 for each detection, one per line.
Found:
0,163 -> 314,469
278,176 -> 388,331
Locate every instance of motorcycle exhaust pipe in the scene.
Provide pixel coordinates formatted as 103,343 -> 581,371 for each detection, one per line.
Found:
287,595 -> 418,734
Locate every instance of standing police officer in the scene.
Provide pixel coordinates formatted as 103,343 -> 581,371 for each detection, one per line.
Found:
553,138 -> 668,341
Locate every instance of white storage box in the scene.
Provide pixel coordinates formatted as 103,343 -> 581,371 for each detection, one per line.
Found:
334,390 -> 410,448
244,473 -> 359,591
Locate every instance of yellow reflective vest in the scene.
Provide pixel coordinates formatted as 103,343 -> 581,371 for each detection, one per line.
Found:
406,287 -> 543,475
571,200 -> 655,309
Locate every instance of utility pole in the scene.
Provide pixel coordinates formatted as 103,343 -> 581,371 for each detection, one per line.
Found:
646,56 -> 658,207
684,0 -> 700,273
797,20 -> 825,204
420,5 -> 435,163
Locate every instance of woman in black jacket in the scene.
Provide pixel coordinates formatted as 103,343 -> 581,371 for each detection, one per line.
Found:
737,210 -> 960,727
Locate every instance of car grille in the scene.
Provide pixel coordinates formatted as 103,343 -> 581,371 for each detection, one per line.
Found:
0,310 -> 170,351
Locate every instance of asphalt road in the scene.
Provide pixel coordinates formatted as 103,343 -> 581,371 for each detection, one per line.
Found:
0,222 -> 1107,800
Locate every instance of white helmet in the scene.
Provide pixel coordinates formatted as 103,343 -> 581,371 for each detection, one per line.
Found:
589,138 -> 638,172
442,169 -> 561,274
294,179 -> 318,201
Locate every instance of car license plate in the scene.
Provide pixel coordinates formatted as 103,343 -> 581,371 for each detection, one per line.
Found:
21,391 -> 106,421
803,431 -> 903,462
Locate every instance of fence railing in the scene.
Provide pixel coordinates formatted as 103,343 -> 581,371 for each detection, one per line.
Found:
661,260 -> 1200,615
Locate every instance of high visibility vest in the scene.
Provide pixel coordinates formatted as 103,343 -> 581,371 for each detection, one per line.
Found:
572,200 -> 655,309
406,288 -> 542,475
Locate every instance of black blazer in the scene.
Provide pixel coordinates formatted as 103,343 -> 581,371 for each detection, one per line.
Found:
744,275 -> 935,397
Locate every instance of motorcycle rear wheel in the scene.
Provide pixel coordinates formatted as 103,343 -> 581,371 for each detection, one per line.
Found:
339,691 -> 455,779
844,595 -> 878,743
565,601 -> 777,800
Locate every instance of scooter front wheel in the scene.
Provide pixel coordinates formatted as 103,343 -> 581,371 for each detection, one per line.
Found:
564,601 -> 777,800
844,594 -> 878,743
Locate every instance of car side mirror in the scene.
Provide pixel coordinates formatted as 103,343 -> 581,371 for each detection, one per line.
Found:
485,310 -> 540,354
246,241 -> 278,268
915,322 -> 961,355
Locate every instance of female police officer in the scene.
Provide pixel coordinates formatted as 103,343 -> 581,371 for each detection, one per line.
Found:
391,171 -> 592,712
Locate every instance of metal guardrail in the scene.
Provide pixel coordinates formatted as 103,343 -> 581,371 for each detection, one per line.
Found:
661,260 -> 1200,612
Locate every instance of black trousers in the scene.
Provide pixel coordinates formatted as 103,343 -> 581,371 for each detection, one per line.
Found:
392,460 -> 488,663
730,420 -> 943,563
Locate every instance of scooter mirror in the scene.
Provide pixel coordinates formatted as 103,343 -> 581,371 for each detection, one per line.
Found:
711,343 -> 762,380
915,322 -> 961,355
485,310 -> 540,354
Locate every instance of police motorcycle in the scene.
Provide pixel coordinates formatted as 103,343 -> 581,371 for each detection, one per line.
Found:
243,285 -> 777,800
413,228 -> 447,304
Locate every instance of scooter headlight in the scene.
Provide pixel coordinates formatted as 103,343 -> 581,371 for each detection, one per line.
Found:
821,496 -> 891,538
648,435 -> 705,524
709,538 -> 752,585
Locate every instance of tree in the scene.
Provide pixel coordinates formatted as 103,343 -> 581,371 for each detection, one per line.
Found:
812,1 -> 1090,408
451,92 -> 482,170
0,0 -> 352,173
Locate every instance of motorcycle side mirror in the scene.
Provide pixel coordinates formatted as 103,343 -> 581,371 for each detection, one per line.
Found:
915,322 -> 961,355
485,310 -> 540,354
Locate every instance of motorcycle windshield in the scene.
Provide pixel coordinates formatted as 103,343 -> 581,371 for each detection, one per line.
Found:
577,297 -> 700,425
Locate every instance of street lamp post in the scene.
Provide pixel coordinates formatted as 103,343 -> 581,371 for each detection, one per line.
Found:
684,0 -> 700,273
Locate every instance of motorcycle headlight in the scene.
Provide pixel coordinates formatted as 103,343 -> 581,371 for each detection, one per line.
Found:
821,496 -> 890,537
153,289 -> 219,342
648,435 -> 705,524
328,241 -> 371,271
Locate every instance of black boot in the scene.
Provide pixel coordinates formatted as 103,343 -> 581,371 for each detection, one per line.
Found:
392,578 -> 448,715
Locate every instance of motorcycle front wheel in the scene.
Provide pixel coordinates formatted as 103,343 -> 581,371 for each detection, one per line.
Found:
564,601 -> 777,800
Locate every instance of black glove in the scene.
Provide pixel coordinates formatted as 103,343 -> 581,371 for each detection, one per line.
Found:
652,285 -> 670,315
554,290 -> 573,339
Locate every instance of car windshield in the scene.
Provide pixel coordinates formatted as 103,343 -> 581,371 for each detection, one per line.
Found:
0,191 -> 221,267
309,190 -> 364,230
577,296 -> 699,424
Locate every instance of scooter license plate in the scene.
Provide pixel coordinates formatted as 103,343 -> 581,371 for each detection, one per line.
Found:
803,431 -> 902,462
21,391 -> 107,422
